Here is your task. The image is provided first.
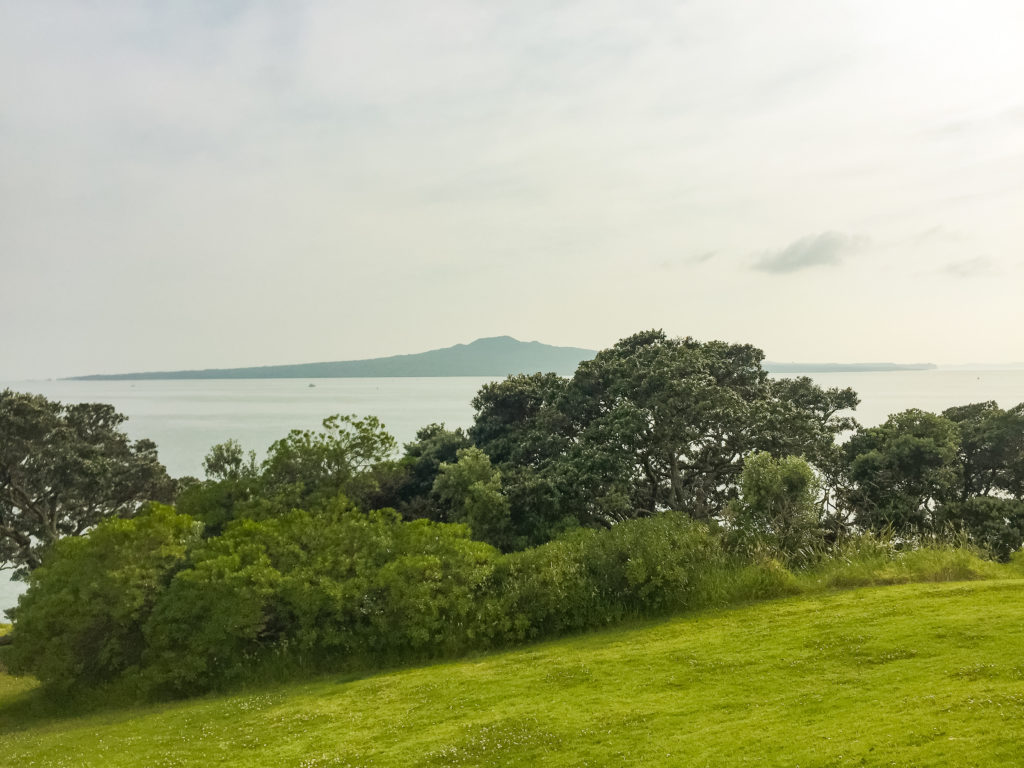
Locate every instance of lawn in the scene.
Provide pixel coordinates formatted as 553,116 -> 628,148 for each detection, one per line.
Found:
2,579 -> 1023,767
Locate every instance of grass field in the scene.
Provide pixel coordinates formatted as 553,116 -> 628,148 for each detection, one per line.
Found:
3,578 -> 1023,767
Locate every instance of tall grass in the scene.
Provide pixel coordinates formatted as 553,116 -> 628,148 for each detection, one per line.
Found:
795,530 -> 1005,590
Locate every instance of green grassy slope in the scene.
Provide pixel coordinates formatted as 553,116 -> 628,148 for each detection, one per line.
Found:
3,580 -> 1023,767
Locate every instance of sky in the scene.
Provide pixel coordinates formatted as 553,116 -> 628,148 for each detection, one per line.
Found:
2,0 -> 1023,379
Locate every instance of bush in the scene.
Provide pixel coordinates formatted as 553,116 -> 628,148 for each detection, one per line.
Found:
141,500 -> 499,694
724,452 -> 824,564
936,497 -> 1024,561
5,505 -> 200,690
487,512 -> 726,643
7,501 -> 1013,700
140,516 -> 287,692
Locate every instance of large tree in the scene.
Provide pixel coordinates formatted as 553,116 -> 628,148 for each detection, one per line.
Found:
842,409 -> 960,532
942,401 -> 1024,502
0,389 -> 176,574
472,330 -> 858,531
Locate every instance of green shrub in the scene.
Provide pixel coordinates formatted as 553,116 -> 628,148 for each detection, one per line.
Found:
8,500 -> 1013,700
487,512 -> 726,643
5,505 -> 200,690
724,452 -> 824,564
141,517 -> 287,693
936,497 -> 1024,561
141,501 -> 499,694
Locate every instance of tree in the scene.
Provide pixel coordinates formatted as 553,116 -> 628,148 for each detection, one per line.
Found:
942,401 -> 1024,502
0,389 -> 176,575
763,376 -> 859,529
470,331 -> 858,529
176,414 -> 398,530
470,374 -> 579,544
382,423 -> 473,519
201,438 -> 257,482
261,414 -> 397,507
175,439 -> 262,535
432,447 -> 515,549
471,373 -> 570,467
842,409 -> 960,533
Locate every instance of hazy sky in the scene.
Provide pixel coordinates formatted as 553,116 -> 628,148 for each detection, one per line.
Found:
3,1 -> 1023,378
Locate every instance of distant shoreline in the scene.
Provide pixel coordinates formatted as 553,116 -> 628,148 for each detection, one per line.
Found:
67,363 -> 939,381
765,362 -> 936,374
60,335 -> 941,381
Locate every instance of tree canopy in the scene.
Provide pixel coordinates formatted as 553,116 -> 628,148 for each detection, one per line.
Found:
471,330 -> 858,538
8,331 -> 1024,699
840,402 -> 1024,554
0,389 -> 176,575
176,414 -> 398,532
942,401 -> 1024,502
842,409 -> 960,532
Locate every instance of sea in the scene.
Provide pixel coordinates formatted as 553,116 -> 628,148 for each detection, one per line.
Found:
2,369 -> 1023,613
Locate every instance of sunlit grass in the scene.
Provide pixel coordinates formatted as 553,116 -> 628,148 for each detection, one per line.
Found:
3,579 -> 1024,767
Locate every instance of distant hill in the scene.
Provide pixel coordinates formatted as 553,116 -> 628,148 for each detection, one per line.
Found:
67,336 -> 597,380
67,336 -> 938,380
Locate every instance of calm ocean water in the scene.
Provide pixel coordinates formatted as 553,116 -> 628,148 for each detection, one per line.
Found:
3,370 -> 1023,612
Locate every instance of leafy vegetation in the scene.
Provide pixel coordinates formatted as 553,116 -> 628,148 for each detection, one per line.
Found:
2,329 -> 1023,705
468,330 -> 858,539
3,579 -> 1024,766
724,451 -> 824,562
840,402 -> 1024,552
0,389 -> 175,574
175,414 -> 396,532
3,501 -> 1006,700
140,504 -> 496,697
4,506 -> 200,690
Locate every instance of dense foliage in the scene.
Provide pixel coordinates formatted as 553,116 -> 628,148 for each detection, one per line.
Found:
4,330 -> 1024,699
4,505 -> 199,689
7,501 -> 732,696
488,512 -> 728,642
141,502 -> 496,695
0,389 -> 176,575
176,414 -> 396,533
468,330 -> 858,543
840,402 -> 1024,554
725,452 -> 824,562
